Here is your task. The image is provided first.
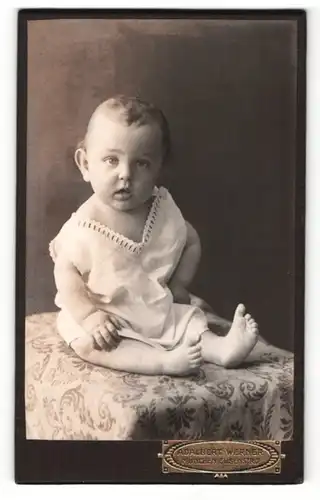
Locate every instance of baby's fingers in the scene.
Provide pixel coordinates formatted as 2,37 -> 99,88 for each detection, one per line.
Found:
107,316 -> 123,330
104,322 -> 121,344
92,331 -> 108,351
96,325 -> 117,349
116,317 -> 132,329
108,315 -> 131,330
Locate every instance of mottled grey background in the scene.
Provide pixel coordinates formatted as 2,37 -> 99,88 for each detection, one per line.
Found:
26,19 -> 297,350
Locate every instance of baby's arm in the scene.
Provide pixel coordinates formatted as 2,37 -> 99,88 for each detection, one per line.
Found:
54,255 -> 121,349
169,221 -> 201,304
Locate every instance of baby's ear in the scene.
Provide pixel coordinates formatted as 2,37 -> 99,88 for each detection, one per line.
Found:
74,142 -> 90,182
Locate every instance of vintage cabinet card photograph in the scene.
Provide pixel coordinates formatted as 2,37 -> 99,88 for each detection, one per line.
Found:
15,9 -> 305,484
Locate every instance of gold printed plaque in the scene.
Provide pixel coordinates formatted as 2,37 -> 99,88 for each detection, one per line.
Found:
160,440 -> 284,474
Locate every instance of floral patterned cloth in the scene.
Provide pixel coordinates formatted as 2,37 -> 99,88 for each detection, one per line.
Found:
25,312 -> 293,440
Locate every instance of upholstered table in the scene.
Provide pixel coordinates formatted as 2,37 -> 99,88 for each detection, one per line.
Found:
25,312 -> 293,440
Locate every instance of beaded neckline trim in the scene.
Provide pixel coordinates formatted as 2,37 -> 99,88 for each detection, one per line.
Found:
74,187 -> 164,255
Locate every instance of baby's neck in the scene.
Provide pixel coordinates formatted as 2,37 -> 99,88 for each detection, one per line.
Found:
90,194 -> 153,243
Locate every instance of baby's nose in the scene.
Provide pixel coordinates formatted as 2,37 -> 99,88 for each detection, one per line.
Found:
118,162 -> 132,180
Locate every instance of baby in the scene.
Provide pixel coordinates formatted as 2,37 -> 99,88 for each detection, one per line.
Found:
50,95 -> 259,376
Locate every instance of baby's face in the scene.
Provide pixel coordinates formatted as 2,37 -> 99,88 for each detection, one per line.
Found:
83,111 -> 163,212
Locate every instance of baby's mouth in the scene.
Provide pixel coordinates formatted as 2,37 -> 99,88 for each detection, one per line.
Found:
114,188 -> 132,200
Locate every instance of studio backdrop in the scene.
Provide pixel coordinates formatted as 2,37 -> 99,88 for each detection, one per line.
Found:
26,19 -> 297,350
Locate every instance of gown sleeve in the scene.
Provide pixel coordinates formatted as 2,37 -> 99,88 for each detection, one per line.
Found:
49,215 -> 91,274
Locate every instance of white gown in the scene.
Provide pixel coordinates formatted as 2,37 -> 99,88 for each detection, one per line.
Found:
49,186 -> 208,349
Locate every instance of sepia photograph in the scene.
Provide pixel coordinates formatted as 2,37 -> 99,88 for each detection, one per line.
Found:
16,9 -> 305,484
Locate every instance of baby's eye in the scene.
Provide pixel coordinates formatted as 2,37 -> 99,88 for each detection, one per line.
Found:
103,156 -> 119,166
136,159 -> 150,169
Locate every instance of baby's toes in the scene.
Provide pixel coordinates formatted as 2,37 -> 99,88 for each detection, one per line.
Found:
189,350 -> 202,361
249,321 -> 259,335
189,354 -> 202,367
189,342 -> 202,354
233,304 -> 246,321
189,354 -> 202,368
245,313 -> 252,321
189,343 -> 202,360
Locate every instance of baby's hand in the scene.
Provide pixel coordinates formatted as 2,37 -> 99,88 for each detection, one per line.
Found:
169,282 -> 191,305
82,311 -> 129,351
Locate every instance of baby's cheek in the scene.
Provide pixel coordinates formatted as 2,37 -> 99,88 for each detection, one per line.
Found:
138,177 -> 158,197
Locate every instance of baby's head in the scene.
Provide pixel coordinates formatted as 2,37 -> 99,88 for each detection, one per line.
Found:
75,95 -> 171,212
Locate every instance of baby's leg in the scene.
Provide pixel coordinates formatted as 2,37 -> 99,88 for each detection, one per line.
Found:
201,304 -> 259,368
71,333 -> 202,376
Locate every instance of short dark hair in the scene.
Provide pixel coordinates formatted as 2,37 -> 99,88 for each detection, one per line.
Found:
85,95 -> 171,162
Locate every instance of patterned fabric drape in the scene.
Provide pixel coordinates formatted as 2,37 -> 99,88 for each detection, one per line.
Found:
25,313 -> 293,440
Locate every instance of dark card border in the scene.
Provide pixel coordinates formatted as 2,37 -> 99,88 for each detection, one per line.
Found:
15,8 -> 306,485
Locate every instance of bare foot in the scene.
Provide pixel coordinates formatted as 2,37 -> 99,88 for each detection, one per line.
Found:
162,333 -> 202,376
222,304 -> 259,367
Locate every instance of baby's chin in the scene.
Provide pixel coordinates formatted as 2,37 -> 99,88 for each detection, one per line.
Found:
112,199 -> 137,211
97,188 -> 155,212
109,195 -> 148,212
